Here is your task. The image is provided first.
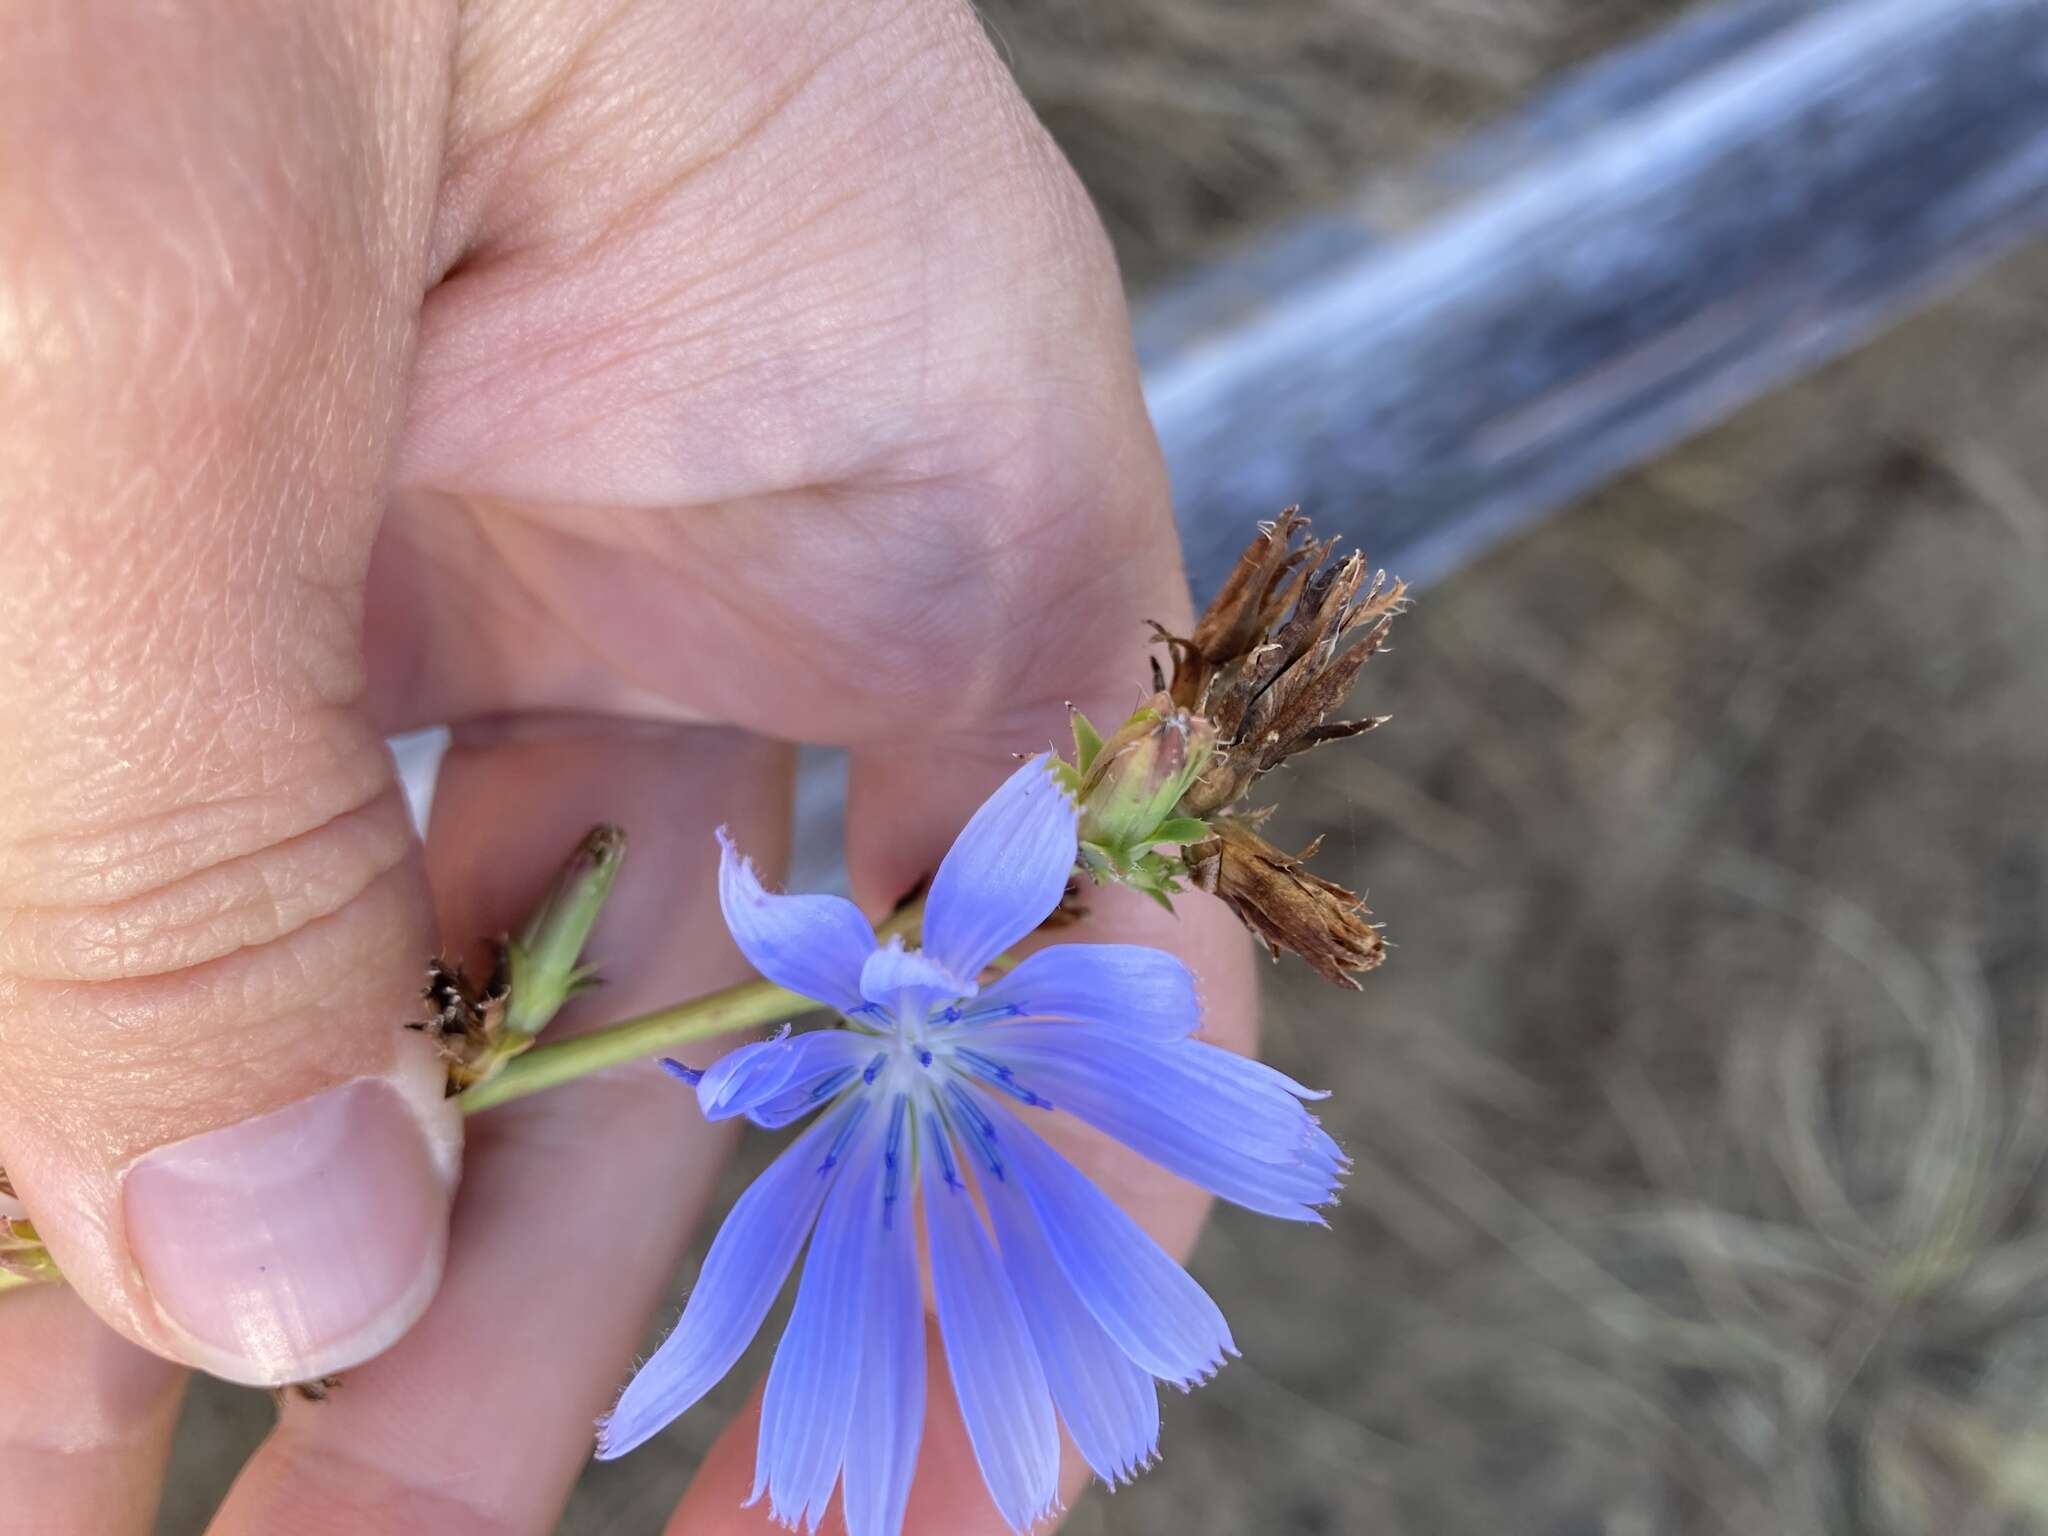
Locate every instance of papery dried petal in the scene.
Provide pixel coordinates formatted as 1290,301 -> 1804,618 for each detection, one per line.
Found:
1191,816 -> 1385,989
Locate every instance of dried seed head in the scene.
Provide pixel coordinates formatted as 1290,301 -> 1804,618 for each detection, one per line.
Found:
1158,508 -> 1403,818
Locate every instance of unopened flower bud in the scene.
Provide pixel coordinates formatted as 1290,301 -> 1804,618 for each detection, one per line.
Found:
503,824 -> 625,1039
1067,696 -> 1217,899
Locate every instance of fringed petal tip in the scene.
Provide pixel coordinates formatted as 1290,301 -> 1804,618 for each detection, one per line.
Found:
1095,1441 -> 1163,1491
592,1403 -> 645,1463
1162,1341 -> 1237,1394
743,1490 -> 833,1534
1024,1494 -> 1068,1535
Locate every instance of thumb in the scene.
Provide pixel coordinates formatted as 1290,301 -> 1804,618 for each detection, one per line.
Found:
0,2 -> 459,1385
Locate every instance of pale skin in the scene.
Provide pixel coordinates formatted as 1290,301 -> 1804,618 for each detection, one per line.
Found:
0,3 -> 1262,1532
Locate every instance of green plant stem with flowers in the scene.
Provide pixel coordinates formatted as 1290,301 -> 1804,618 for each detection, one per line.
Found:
0,510 -> 1403,1294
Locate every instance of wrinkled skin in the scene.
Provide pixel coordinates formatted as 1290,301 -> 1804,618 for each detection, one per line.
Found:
0,2 -> 1258,1532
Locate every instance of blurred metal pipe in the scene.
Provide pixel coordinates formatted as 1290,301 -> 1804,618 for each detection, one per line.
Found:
1142,0 -> 2048,598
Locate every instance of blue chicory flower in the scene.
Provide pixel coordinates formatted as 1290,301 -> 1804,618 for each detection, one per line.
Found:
597,755 -> 1347,1533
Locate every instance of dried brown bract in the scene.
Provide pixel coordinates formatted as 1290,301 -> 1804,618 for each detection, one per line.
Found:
1191,814 -> 1385,988
1161,507 -> 1404,819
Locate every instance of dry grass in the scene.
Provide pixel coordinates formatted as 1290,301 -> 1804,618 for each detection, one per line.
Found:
1137,243 -> 2048,1535
976,0 -> 1695,285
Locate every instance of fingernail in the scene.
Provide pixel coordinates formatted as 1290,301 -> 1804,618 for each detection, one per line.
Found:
123,1079 -> 450,1385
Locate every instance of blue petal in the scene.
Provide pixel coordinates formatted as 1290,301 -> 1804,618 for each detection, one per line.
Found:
923,1120 -> 1061,1533
597,1105 -> 850,1459
975,1027 -> 1345,1221
752,1108 -> 885,1529
731,1032 -> 879,1130
981,1131 -> 1161,1487
980,1094 -> 1234,1390
859,937 -> 975,1022
921,757 -> 1078,982
977,944 -> 1199,1040
719,828 -> 877,1013
692,1027 -> 797,1119
842,1103 -> 926,1536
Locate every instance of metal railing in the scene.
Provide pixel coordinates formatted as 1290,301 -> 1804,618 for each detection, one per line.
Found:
1147,0 -> 2048,597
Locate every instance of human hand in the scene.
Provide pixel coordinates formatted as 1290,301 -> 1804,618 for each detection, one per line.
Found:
0,2 -> 1260,1531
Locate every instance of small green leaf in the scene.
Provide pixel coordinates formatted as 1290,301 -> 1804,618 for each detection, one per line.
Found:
1146,817 -> 1212,849
1070,709 -> 1105,775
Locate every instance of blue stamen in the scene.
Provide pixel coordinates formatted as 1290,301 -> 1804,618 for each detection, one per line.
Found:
918,1048 -> 934,1068
941,1002 -> 1022,1029
881,1095 -> 909,1228
862,1051 -> 887,1085
818,1098 -> 871,1176
808,1066 -> 857,1102
946,1080 -> 995,1136
946,1082 -> 1004,1180
659,1058 -> 703,1085
954,1048 -> 1054,1108
926,1110 -> 962,1192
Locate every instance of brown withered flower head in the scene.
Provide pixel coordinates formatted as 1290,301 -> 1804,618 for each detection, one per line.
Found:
411,952 -> 513,1093
1159,507 -> 1403,817
1156,509 -> 1406,988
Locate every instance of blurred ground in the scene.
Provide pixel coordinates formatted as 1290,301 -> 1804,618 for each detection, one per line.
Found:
159,2 -> 2048,1533
1153,244 -> 2048,1536
980,0 -> 1698,287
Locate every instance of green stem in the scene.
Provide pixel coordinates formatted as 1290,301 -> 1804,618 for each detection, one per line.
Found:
460,891 -> 931,1116
460,976 -> 814,1115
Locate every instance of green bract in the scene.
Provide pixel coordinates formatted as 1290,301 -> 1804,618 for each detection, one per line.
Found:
1059,693 -> 1216,904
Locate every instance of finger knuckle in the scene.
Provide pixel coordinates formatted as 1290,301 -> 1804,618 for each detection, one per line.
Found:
0,832 -> 427,1128
0,772 -> 412,987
